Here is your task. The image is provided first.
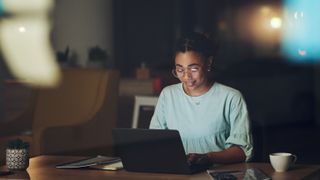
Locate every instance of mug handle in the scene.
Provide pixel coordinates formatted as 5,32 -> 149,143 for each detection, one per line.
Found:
291,154 -> 297,164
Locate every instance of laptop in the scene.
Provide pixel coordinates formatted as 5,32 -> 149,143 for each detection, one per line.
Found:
112,128 -> 211,174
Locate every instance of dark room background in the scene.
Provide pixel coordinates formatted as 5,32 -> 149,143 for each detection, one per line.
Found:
112,0 -> 320,163
1,0 -> 319,164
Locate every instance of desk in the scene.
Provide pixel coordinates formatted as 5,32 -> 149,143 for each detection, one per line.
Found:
0,155 -> 319,180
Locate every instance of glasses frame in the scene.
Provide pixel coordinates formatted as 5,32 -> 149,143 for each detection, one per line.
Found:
171,66 -> 201,78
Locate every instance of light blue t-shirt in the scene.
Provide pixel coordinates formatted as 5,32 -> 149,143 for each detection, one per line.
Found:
149,82 -> 253,161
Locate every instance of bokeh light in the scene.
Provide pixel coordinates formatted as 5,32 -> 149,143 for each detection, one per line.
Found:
281,0 -> 320,63
270,17 -> 282,29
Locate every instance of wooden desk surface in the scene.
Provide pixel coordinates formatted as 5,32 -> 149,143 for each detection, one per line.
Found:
1,155 -> 319,180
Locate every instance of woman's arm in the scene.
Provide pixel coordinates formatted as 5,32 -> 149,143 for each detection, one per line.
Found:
207,145 -> 246,163
149,91 -> 167,129
188,145 -> 246,165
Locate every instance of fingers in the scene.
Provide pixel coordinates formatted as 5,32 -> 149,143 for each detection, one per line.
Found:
187,153 -> 212,165
187,153 -> 205,164
187,153 -> 197,163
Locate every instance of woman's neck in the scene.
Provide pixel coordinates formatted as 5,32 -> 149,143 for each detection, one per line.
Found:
183,80 -> 214,96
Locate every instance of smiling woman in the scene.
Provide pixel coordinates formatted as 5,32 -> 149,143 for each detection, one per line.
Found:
149,32 -> 253,165
173,51 -> 211,96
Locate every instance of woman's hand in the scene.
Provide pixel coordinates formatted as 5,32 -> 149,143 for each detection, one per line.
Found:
187,153 -> 212,166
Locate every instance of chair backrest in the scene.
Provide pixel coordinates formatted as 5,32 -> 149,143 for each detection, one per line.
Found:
0,82 -> 36,137
132,95 -> 158,128
31,68 -> 120,154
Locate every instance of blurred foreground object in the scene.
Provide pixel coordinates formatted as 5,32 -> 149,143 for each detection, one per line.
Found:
0,0 -> 61,87
282,0 -> 320,63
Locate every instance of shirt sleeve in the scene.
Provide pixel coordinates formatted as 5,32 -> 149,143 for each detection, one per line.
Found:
225,93 -> 253,162
149,91 -> 168,129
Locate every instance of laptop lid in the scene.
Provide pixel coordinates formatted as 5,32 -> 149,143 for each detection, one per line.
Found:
112,128 -> 206,174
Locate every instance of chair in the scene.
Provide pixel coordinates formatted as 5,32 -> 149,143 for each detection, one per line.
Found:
0,82 -> 36,137
0,68 -> 120,162
132,95 -> 158,128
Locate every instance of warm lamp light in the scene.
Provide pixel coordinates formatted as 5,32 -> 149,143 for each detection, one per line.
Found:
260,6 -> 271,15
270,17 -> 282,29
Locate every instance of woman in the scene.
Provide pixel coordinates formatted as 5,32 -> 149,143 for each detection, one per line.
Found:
149,32 -> 253,165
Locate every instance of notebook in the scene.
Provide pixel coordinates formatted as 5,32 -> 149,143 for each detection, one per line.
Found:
55,155 -> 121,169
112,128 -> 211,174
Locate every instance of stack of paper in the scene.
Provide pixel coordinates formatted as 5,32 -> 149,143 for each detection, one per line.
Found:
91,161 -> 123,170
56,155 -> 122,170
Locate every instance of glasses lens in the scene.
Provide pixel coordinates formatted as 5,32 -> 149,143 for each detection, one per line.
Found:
172,69 -> 179,78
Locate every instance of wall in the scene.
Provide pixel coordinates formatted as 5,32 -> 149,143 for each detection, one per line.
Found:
113,0 -> 177,77
314,66 -> 320,125
51,0 -> 114,67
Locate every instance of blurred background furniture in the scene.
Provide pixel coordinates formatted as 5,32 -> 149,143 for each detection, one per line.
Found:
0,68 -> 120,163
131,96 -> 158,128
116,79 -> 158,128
0,82 -> 36,137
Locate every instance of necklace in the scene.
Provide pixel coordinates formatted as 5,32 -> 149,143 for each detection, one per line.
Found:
189,96 -> 201,105
182,82 -> 213,105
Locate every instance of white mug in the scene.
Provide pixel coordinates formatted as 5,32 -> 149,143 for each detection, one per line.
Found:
269,152 -> 297,172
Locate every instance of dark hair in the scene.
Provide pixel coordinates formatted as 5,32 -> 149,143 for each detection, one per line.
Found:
174,32 -> 215,59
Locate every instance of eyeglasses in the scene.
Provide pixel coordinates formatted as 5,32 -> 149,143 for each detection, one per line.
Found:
172,66 -> 201,78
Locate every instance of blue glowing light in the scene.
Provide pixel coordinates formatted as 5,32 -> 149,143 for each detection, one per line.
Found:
282,0 -> 320,63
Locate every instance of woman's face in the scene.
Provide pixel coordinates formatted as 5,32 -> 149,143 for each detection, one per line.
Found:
174,51 -> 210,96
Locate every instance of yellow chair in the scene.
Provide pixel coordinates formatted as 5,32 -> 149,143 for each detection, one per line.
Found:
0,82 -> 36,137
0,68 -> 120,162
